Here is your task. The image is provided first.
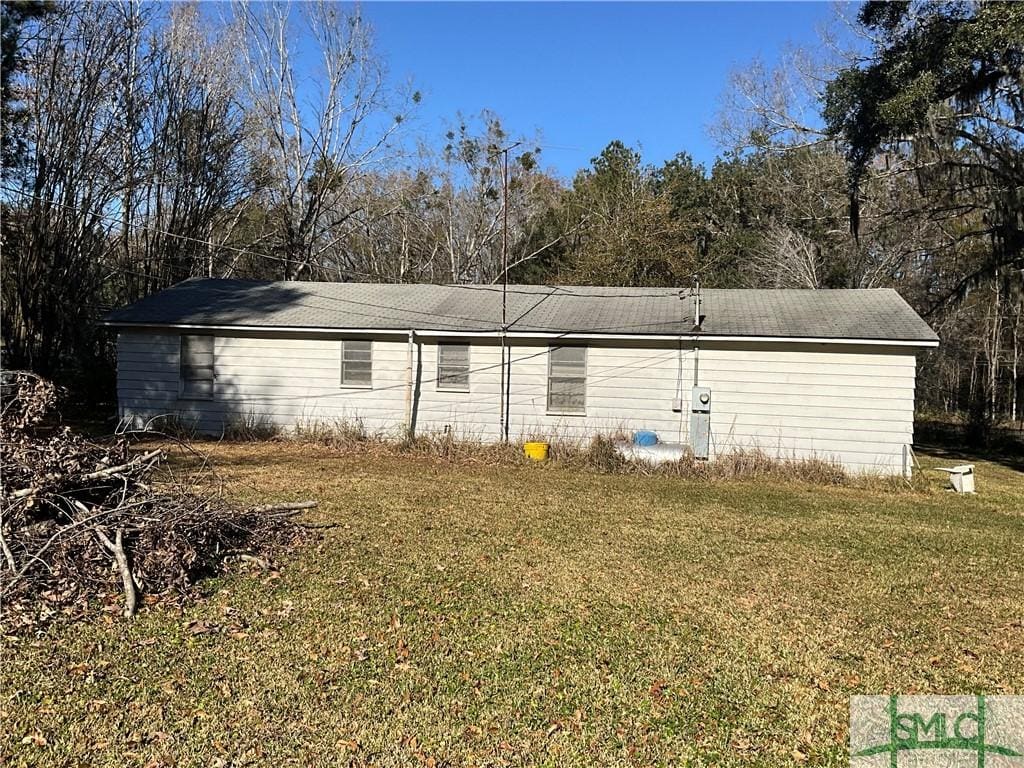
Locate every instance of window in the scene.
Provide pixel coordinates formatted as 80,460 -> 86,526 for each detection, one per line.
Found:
437,343 -> 470,391
547,346 -> 586,414
180,335 -> 214,399
340,339 -> 372,387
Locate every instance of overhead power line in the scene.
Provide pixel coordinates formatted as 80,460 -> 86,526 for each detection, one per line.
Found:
0,185 -> 311,269
183,342 -> 684,405
0,201 -> 693,332
193,282 -> 701,336
0,184 -> 698,299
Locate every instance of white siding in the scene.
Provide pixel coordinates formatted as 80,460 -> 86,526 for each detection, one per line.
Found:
118,332 -> 411,436
117,331 -> 920,475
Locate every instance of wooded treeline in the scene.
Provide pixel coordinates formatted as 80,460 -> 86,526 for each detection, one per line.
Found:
1,0 -> 1021,439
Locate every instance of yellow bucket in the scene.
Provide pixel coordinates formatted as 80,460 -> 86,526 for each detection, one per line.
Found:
523,441 -> 549,461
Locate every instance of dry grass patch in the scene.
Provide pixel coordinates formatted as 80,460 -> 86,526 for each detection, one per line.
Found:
2,442 -> 1021,767
223,424 -> 855,485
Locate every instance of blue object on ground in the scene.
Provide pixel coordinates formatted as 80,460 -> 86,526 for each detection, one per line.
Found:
633,430 -> 658,446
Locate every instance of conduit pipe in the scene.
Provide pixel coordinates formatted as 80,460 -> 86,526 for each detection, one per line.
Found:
404,328 -> 416,440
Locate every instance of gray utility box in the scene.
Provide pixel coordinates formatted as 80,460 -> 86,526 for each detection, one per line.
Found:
690,386 -> 711,459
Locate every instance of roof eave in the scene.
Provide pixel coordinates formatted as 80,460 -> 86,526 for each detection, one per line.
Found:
100,320 -> 939,347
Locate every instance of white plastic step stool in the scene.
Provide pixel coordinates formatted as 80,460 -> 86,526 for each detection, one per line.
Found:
937,464 -> 976,494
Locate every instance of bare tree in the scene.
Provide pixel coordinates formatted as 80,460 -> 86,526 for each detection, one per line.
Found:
321,168 -> 443,282
316,112 -> 564,285
433,112 -> 556,283
1,2 -> 132,373
124,1 -> 251,295
711,4 -> 865,154
236,0 -> 412,280
1011,291 -> 1022,423
748,223 -> 822,288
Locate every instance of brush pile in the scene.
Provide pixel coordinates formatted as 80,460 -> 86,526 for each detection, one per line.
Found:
1,371 -> 313,630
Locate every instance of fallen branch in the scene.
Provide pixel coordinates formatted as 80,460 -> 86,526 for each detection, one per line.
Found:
237,553 -> 272,570
1,371 -> 313,630
0,528 -> 15,572
96,527 -> 137,618
80,449 -> 164,481
2,505 -> 126,594
7,449 -> 164,499
248,501 -> 318,514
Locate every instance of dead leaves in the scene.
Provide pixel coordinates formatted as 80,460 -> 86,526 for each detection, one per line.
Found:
5,438 -> 1021,767
2,372 -> 310,631
336,737 -> 360,752
395,637 -> 411,667
648,678 -> 668,703
185,619 -> 219,636
86,698 -> 111,714
182,615 -> 249,639
20,731 -> 47,747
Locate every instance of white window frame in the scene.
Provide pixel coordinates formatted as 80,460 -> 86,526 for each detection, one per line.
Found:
340,339 -> 373,389
546,345 -> 587,416
179,334 -> 215,400
436,343 -> 471,392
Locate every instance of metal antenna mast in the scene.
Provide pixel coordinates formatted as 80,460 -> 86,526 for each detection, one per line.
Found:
493,141 -> 521,443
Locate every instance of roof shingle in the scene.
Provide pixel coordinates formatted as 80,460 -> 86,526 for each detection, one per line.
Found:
102,279 -> 939,343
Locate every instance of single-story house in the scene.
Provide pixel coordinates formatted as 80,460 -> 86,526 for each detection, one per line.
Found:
102,278 -> 939,476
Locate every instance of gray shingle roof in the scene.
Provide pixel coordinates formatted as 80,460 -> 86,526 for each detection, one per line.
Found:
102,278 -> 939,343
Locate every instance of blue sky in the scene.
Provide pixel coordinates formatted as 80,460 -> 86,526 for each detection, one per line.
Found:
360,2 -> 837,179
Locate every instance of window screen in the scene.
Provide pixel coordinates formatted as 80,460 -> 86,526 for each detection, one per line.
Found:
340,340 -> 372,387
547,346 -> 586,414
437,344 -> 470,391
180,335 -> 214,399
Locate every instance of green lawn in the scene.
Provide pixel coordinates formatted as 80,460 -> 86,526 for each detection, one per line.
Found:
3,444 -> 1022,767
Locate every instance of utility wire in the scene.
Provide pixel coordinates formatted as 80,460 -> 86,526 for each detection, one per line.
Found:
160,285 -> 704,336
0,185 -> 324,269
0,184 -> 709,298
2,184 -> 720,361
134,343 -> 684,405
3,186 -> 704,335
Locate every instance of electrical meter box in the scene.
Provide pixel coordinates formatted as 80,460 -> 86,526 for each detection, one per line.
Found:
690,386 -> 711,459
